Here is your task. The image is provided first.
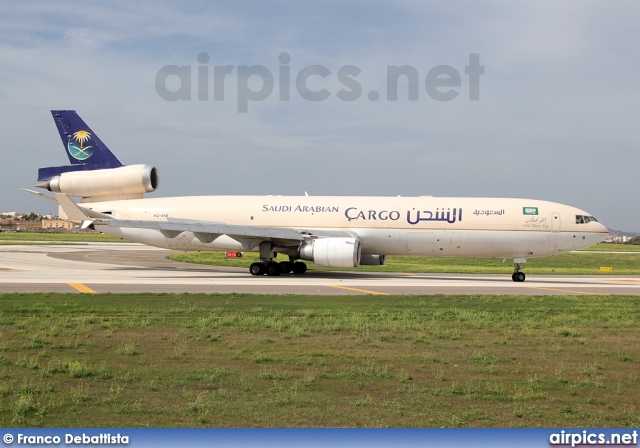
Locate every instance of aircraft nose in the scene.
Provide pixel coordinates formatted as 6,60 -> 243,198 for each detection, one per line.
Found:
595,222 -> 609,234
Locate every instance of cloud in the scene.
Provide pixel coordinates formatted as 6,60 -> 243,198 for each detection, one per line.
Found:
0,0 -> 638,230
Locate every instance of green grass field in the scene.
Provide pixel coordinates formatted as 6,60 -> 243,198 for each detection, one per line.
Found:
0,242 -> 86,246
0,293 -> 637,427
169,244 -> 640,275
0,232 -> 124,243
580,243 -> 640,252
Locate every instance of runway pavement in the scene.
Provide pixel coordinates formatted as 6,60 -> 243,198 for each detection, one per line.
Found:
0,243 -> 639,295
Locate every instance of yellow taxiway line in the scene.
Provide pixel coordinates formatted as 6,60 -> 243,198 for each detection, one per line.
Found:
329,285 -> 389,295
526,286 -> 601,296
68,283 -> 97,294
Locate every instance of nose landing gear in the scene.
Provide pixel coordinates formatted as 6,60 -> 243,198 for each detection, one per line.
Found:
512,259 -> 526,282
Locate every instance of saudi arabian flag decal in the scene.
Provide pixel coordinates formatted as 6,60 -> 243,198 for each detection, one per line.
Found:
523,207 -> 539,215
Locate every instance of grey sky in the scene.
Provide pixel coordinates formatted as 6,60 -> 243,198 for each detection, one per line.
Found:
1,1 -> 638,231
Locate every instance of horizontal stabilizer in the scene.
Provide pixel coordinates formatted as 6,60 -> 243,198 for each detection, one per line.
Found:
22,188 -> 59,205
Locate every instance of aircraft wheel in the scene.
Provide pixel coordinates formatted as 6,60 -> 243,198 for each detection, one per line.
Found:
249,262 -> 265,276
515,272 -> 526,282
292,261 -> 307,275
280,261 -> 293,274
265,261 -> 282,276
511,273 -> 517,282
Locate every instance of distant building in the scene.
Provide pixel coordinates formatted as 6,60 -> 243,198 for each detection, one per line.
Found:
604,235 -> 636,244
41,219 -> 76,230
0,217 -> 16,230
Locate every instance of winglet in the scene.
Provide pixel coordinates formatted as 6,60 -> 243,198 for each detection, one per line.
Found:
55,193 -> 93,229
54,193 -> 103,229
54,193 -> 89,220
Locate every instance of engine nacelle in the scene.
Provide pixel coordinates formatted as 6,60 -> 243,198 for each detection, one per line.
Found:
360,254 -> 386,265
299,237 -> 361,268
44,165 -> 158,200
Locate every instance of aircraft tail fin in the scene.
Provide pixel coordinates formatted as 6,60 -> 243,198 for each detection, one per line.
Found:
38,110 -> 124,181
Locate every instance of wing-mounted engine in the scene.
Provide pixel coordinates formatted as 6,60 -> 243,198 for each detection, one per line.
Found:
299,237 -> 361,268
36,164 -> 158,202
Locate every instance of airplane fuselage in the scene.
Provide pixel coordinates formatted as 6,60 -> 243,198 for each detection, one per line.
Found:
84,195 -> 608,258
35,111 -> 610,280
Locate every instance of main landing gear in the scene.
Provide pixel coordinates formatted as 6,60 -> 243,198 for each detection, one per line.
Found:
249,242 -> 307,276
512,260 -> 526,282
249,261 -> 307,276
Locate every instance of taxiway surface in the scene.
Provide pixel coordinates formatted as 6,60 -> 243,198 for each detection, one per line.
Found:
0,243 -> 639,295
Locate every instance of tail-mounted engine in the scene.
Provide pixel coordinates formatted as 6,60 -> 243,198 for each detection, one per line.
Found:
37,165 -> 158,202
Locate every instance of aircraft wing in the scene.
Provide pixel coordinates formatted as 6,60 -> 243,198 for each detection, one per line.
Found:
107,218 -> 357,249
37,192 -> 355,249
107,218 -> 305,248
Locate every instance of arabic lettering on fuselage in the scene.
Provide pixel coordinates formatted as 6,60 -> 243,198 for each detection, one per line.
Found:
523,217 -> 549,229
262,205 -> 339,213
406,208 -> 462,225
473,209 -> 505,216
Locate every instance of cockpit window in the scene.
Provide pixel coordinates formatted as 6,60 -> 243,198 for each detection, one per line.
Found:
576,215 -> 598,224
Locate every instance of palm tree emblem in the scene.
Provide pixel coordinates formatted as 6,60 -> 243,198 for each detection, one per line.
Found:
68,130 -> 94,160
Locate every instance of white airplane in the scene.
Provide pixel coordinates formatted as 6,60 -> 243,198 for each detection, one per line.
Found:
27,110 -> 609,282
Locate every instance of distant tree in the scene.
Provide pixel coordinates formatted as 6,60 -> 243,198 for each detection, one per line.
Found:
22,212 -> 40,221
626,236 -> 640,245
